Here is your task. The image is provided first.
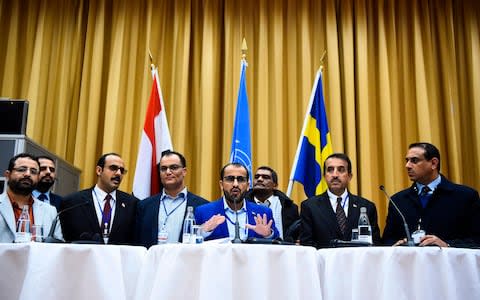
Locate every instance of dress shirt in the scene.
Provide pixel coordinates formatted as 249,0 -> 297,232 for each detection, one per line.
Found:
327,189 -> 349,217
92,186 -> 117,231
158,187 -> 188,243
32,190 -> 50,204
415,175 -> 441,195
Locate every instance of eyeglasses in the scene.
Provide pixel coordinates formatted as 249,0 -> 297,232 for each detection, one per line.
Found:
160,164 -> 183,173
254,174 -> 272,180
223,176 -> 248,183
12,167 -> 39,175
40,166 -> 56,173
106,165 -> 127,174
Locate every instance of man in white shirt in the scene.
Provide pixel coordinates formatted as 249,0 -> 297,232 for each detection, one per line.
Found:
244,166 -> 299,241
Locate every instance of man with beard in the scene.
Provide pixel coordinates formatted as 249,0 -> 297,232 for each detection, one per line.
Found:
244,166 -> 299,240
299,153 -> 380,248
0,153 -> 62,242
195,163 -> 279,241
32,155 -> 63,211
135,150 -> 208,247
60,153 -> 138,244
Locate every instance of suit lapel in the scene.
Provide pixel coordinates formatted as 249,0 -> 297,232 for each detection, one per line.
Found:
317,194 -> 341,235
347,194 -> 360,231
0,194 -> 16,235
83,190 -> 101,232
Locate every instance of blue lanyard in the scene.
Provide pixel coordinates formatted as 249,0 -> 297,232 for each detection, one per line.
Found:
161,196 -> 186,226
93,189 -> 113,226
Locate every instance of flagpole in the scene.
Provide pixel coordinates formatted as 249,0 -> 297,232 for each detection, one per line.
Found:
286,51 -> 327,198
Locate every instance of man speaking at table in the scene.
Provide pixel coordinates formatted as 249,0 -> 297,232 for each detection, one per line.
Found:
195,163 -> 279,241
382,142 -> 480,248
60,153 -> 138,244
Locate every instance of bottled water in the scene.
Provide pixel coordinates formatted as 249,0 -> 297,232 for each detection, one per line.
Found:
182,206 -> 195,244
357,207 -> 372,244
15,205 -> 31,243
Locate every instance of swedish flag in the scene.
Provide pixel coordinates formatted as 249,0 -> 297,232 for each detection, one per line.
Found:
288,69 -> 332,198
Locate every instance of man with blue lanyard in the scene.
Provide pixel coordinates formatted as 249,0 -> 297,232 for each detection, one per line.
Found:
382,142 -> 480,248
299,153 -> 380,248
195,163 -> 279,241
135,150 -> 208,248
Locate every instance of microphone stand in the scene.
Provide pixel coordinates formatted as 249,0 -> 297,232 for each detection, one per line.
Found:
380,185 -> 415,246
232,197 -> 242,244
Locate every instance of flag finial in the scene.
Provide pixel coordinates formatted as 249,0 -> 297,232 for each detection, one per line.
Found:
241,38 -> 248,60
148,49 -> 155,70
319,50 -> 327,70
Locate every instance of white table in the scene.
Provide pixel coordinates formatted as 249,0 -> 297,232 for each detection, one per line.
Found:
135,243 -> 322,300
0,242 -> 147,300
316,246 -> 480,300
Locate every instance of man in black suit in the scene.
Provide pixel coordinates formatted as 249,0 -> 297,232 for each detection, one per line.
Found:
299,153 -> 380,248
382,142 -> 480,248
135,150 -> 208,248
60,153 -> 138,244
32,155 -> 63,211
244,166 -> 299,241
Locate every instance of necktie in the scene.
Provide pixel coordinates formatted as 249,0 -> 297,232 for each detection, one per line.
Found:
419,186 -> 431,208
335,197 -> 348,237
101,194 -> 112,232
38,193 -> 47,202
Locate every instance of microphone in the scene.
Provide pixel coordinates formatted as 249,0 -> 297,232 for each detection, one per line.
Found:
72,232 -> 103,244
232,198 -> 242,244
44,200 -> 90,243
379,185 -> 414,246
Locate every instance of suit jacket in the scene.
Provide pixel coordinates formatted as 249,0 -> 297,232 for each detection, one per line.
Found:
245,189 -> 300,239
299,192 -> 381,248
0,192 -> 62,242
135,191 -> 208,248
32,190 -> 63,211
195,198 -> 280,241
59,188 -> 138,245
382,176 -> 480,247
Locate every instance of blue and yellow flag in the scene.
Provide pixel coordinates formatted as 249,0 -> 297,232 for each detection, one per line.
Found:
229,59 -> 253,185
287,69 -> 332,198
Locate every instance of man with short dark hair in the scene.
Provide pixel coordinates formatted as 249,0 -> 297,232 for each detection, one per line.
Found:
300,153 -> 380,248
382,142 -> 480,247
32,155 -> 63,211
195,163 -> 279,241
135,150 -> 208,247
244,166 -> 299,240
0,153 -> 61,242
60,153 -> 138,244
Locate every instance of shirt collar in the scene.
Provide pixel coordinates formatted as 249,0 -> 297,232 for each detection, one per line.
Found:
223,196 -> 247,213
415,175 -> 441,195
94,185 -> 117,202
32,190 -> 49,199
161,187 -> 187,201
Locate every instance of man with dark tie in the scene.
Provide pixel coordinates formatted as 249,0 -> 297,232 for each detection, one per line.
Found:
60,153 -> 138,244
299,153 -> 380,248
32,155 -> 63,211
195,163 -> 279,241
244,166 -> 299,240
382,142 -> 480,247
135,150 -> 208,248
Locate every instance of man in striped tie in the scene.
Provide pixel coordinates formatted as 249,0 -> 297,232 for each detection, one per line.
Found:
299,153 -> 380,248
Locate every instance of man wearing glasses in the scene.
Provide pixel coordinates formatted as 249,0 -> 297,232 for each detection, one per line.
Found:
32,155 -> 63,211
195,163 -> 279,241
60,153 -> 138,244
382,142 -> 480,248
135,150 -> 208,247
0,153 -> 62,242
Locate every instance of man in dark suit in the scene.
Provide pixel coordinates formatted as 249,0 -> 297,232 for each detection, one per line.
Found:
382,142 -> 480,248
135,150 -> 208,248
32,155 -> 63,211
244,166 -> 299,241
60,153 -> 138,244
299,153 -> 380,248
195,163 -> 279,241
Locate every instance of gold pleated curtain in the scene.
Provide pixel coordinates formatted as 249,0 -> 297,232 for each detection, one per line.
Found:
0,0 -> 479,229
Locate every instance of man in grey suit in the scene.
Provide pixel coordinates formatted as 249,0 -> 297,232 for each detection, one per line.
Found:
32,155 -> 63,211
299,153 -> 380,248
0,153 -> 61,242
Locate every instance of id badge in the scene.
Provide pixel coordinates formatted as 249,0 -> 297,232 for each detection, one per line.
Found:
158,226 -> 168,244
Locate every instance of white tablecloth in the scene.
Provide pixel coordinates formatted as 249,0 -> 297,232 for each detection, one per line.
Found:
135,243 -> 322,300
316,246 -> 480,300
0,243 -> 147,300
